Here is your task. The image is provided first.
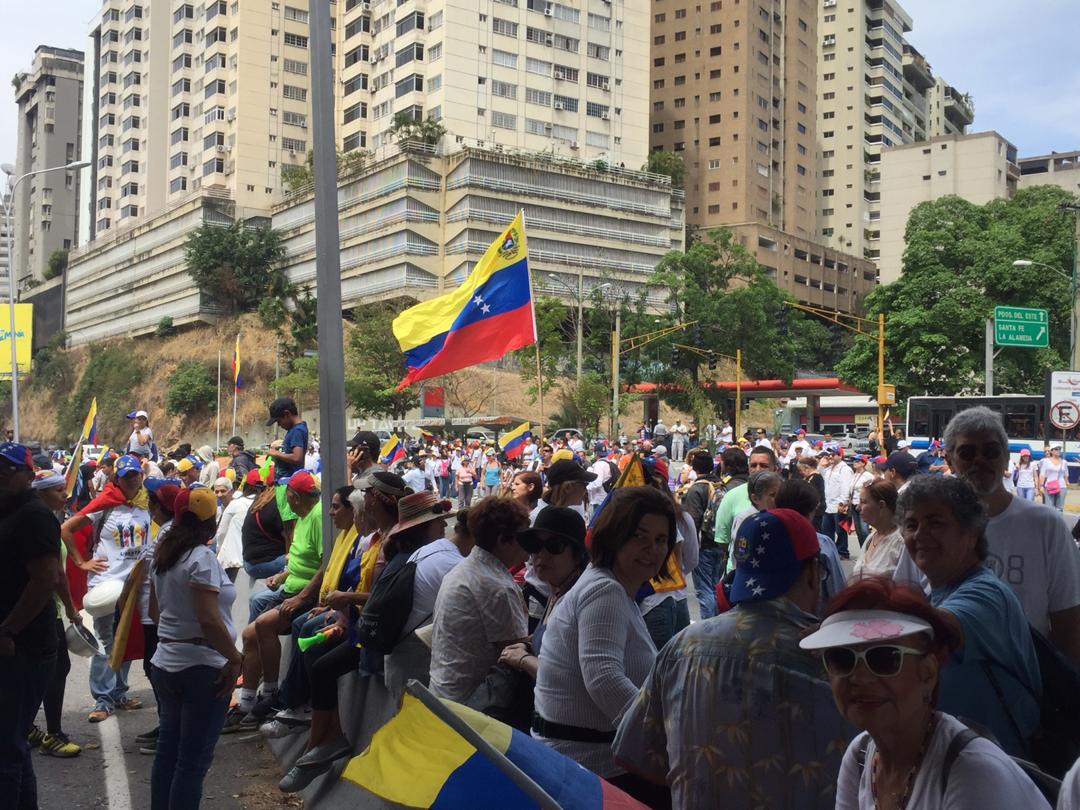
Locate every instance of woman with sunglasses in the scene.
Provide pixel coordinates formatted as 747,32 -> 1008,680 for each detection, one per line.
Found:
895,474 -> 1041,758
1037,446 -> 1068,511
802,576 -> 1051,809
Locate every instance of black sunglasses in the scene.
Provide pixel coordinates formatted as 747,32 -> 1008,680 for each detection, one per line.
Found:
952,442 -> 1003,462
822,645 -> 926,678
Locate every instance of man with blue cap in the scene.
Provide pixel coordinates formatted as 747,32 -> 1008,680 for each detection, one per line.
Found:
615,508 -> 853,809
0,442 -> 66,804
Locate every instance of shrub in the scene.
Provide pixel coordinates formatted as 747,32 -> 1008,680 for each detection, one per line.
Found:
155,316 -> 174,338
165,360 -> 217,417
57,344 -> 143,442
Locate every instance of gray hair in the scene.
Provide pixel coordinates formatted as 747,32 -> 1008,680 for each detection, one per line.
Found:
895,474 -> 989,560
348,488 -> 366,513
942,405 -> 1008,455
747,471 -> 783,502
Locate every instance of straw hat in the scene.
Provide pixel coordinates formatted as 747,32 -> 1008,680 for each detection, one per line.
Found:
386,491 -> 452,538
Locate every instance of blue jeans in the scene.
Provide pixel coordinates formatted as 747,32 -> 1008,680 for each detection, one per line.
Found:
1046,490 -> 1066,511
642,597 -> 690,650
693,546 -> 722,620
150,665 -> 229,810
0,652 -> 54,810
280,611 -> 338,709
243,555 -> 286,580
247,586 -> 287,624
852,507 -> 869,548
90,614 -> 130,711
1017,487 -> 1035,501
821,512 -> 850,558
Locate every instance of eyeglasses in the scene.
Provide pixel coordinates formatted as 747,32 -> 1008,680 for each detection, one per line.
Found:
534,537 -> 572,555
822,645 -> 926,678
952,442 -> 1003,462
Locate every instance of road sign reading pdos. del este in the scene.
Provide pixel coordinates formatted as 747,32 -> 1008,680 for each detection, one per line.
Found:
994,306 -> 1049,348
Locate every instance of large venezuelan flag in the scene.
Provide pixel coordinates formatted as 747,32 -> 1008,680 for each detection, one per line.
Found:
500,422 -> 531,460
393,212 -> 535,390
342,693 -> 647,809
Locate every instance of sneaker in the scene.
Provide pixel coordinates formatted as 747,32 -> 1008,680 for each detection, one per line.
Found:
138,738 -> 156,756
135,726 -> 159,744
237,712 -> 262,734
220,706 -> 249,735
248,690 -> 283,722
40,733 -> 81,758
88,708 -> 112,724
28,725 -> 46,748
260,717 -> 310,739
115,697 -> 143,711
275,705 -> 312,723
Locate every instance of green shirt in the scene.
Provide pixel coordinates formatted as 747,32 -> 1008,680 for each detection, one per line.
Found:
283,507 -> 323,594
714,482 -> 750,572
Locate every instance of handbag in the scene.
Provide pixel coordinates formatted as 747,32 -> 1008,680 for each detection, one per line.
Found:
1045,478 -> 1062,496
462,663 -> 535,732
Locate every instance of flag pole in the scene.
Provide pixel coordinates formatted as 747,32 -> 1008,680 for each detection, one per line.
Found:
232,333 -> 239,438
523,209 -> 544,442
215,350 -> 222,450
404,680 -> 560,810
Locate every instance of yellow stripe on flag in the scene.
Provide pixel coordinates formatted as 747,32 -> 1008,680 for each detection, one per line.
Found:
108,558 -> 146,672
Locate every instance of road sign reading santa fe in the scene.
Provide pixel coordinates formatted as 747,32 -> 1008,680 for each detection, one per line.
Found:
994,306 -> 1049,348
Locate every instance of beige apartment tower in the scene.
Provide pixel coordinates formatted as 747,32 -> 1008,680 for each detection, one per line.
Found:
817,0 -> 972,263
12,47 -> 85,286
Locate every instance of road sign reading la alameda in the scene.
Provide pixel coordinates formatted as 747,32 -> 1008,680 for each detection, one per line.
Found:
994,306 -> 1049,348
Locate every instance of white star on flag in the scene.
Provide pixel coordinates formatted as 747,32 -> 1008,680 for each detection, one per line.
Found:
752,585 -> 766,596
746,577 -> 757,587
749,558 -> 760,568
761,531 -> 770,540
481,304 -> 491,314
473,294 -> 484,306
757,545 -> 766,555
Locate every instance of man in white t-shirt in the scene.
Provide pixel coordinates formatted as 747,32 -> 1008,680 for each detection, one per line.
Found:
719,420 -> 733,445
942,405 -> 1080,666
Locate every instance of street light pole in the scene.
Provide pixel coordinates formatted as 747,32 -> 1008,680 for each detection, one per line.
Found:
1,159 -> 90,441
1013,258 -> 1078,368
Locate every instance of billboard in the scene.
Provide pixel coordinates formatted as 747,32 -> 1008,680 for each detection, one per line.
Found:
0,304 -> 33,378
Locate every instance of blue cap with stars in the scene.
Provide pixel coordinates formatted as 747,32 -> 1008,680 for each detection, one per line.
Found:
730,508 -> 820,605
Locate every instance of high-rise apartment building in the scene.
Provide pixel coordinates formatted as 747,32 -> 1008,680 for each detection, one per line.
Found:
817,0 -> 972,263
877,131 -> 1017,282
11,47 -> 85,286
87,0 -> 322,238
0,193 -> 11,286
1019,150 -> 1080,193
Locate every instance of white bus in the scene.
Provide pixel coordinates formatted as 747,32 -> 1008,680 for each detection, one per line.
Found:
905,395 -> 1078,480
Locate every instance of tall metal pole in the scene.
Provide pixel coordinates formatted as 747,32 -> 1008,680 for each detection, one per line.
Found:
310,0 -> 347,559
985,318 -> 994,396
611,308 -> 621,437
4,202 -> 16,440
877,313 -> 885,435
1072,213 -> 1080,369
735,348 -> 742,440
215,350 -> 222,450
232,334 -> 239,437
576,267 -> 583,385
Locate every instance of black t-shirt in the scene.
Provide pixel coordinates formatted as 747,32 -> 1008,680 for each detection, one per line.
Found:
0,490 -> 61,658
241,498 -> 286,564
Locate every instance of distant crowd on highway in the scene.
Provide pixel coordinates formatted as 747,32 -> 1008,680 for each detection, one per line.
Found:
2,396 -> 1080,809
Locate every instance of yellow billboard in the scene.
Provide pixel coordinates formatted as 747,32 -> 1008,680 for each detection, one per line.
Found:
0,304 -> 33,378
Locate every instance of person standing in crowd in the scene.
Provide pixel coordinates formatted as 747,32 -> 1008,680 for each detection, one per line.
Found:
534,487 -> 671,798
1014,449 -> 1037,500
423,451 -> 440,495
215,471 -> 257,583
196,447 -> 220,487
239,471 -> 288,586
435,447 -> 452,499
772,480 -> 847,615
879,450 -> 917,493
670,420 -> 688,462
615,508 -> 851,810
849,455 -> 876,548
851,480 -> 905,580
942,406 -> 1080,666
481,451 -> 501,498
126,410 -> 154,457
226,437 -> 256,479
61,454 -> 151,722
716,446 -> 777,573
347,430 -> 383,490
1038,445 -> 1069,511
896,474 -> 1041,757
680,451 -> 724,620
149,487 -> 241,810
510,470 -> 543,516
0,444 -> 66,807
27,472 -> 82,758
455,457 -> 476,507
804,577 -> 1051,810
401,457 -> 427,493
729,470 -> 783,543
820,446 -> 855,560
917,439 -> 948,475
264,397 -> 309,543
429,497 -> 531,701
537,459 -> 596,520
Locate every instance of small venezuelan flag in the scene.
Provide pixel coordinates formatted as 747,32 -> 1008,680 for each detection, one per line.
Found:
393,211 -> 536,390
379,435 -> 405,466
500,422 -> 531,460
232,334 -> 242,391
83,398 -> 98,445
341,693 -> 647,809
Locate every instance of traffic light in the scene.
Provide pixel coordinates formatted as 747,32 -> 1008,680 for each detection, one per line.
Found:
707,351 -> 717,371
741,397 -> 750,410
671,345 -> 681,365
692,324 -> 702,346
777,307 -> 789,333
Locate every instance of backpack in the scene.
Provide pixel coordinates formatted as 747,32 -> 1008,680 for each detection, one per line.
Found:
602,460 -> 621,493
693,478 -> 728,548
854,725 -> 1061,804
353,553 -> 419,654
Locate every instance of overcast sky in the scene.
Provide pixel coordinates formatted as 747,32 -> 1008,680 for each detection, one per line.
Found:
0,0 -> 1076,165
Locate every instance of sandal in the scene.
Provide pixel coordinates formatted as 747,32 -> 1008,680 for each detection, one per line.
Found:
115,697 -> 143,711
88,709 -> 112,723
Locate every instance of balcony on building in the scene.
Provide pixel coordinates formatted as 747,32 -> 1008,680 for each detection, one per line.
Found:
943,85 -> 974,129
902,44 -> 933,92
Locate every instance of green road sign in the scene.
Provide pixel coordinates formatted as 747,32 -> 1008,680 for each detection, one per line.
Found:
994,306 -> 1049,348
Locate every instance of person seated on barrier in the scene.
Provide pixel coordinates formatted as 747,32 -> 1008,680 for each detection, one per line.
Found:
278,487 -> 450,794
224,470 -> 324,734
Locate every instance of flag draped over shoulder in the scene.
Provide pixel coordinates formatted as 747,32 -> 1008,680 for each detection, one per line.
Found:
500,422 -> 531,460
393,211 -> 535,390
341,692 -> 647,809
379,435 -> 405,466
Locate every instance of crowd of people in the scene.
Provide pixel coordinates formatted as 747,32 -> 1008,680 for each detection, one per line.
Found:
2,397 -> 1080,809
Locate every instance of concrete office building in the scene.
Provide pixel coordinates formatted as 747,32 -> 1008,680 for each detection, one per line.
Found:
1019,150 -> 1080,193
876,131 -> 1018,283
817,0 -> 972,263
11,47 -> 85,287
65,143 -> 683,345
0,194 -> 10,285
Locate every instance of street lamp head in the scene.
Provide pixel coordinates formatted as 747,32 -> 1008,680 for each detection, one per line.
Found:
64,160 -> 91,171
1012,260 -> 1033,267
0,164 -> 13,176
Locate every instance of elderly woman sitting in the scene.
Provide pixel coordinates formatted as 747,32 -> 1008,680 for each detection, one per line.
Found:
803,576 -> 1050,809
895,474 -> 1041,758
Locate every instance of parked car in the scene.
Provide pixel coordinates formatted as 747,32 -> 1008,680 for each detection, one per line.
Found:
551,428 -> 586,445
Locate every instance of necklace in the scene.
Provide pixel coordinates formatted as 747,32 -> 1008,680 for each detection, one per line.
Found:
870,712 -> 937,810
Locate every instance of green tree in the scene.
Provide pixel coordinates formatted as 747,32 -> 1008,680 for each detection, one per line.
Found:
45,249 -> 68,280
513,296 -> 570,403
272,355 -> 319,401
343,301 -> 418,420
57,344 -> 143,443
165,361 -> 217,417
641,150 -> 685,189
281,149 -> 370,192
154,316 -> 174,338
387,112 -> 447,145
837,187 -> 1077,399
185,220 -> 289,314
259,286 -> 318,360
28,330 -> 72,393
